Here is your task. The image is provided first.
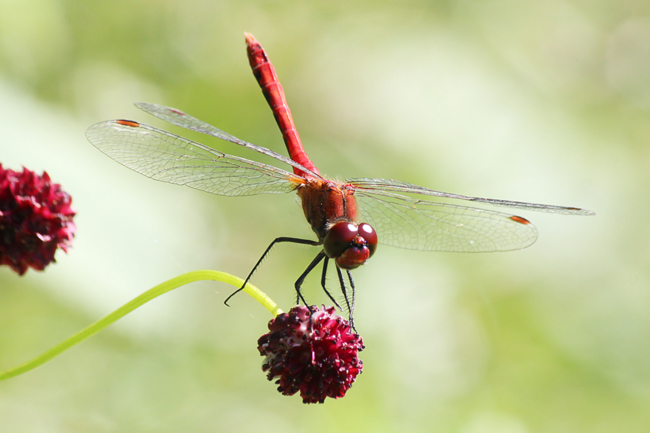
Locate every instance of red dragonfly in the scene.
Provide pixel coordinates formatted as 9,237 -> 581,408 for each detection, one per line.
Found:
86,33 -> 594,326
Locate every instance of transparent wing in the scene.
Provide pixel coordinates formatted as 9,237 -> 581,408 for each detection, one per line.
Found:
351,177 -> 593,252
134,102 -> 322,180
86,120 -> 304,197
354,188 -> 539,252
349,178 -> 595,216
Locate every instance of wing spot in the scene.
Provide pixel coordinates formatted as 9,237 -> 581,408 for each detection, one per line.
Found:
509,215 -> 531,225
116,120 -> 140,127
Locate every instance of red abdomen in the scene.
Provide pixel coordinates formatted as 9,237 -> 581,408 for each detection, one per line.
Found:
245,33 -> 319,177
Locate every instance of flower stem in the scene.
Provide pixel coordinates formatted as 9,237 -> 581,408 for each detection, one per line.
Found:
0,270 -> 281,382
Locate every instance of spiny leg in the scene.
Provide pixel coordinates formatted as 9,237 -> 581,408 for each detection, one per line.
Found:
294,250 -> 327,307
319,257 -> 342,310
224,236 -> 320,306
346,269 -> 356,331
336,266 -> 357,332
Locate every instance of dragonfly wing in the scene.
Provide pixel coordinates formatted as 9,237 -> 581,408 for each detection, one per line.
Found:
349,178 -> 595,216
353,189 -> 538,252
86,120 -> 303,197
134,102 -> 322,180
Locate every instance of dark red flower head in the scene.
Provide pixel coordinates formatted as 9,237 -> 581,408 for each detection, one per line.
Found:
257,305 -> 364,404
0,164 -> 76,275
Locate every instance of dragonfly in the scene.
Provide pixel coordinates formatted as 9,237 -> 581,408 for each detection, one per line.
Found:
86,33 -> 594,328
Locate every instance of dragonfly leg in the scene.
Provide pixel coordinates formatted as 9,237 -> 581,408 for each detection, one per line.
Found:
347,269 -> 357,332
294,251 -> 327,307
224,236 -> 320,306
336,266 -> 357,332
319,258 -> 343,310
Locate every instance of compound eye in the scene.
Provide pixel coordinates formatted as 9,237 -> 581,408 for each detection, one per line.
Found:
323,222 -> 358,258
358,223 -> 378,257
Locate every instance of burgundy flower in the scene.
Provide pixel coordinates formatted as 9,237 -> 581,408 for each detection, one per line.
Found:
257,305 -> 364,404
0,164 -> 76,275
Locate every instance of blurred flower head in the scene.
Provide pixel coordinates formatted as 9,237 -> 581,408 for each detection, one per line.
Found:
0,164 -> 76,275
257,305 -> 364,404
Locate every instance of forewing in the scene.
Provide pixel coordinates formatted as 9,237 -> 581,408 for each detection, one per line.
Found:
135,102 -> 322,180
349,178 -> 595,216
86,120 -> 303,197
354,189 -> 538,252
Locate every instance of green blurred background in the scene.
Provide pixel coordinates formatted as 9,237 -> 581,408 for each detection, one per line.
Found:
0,0 -> 647,431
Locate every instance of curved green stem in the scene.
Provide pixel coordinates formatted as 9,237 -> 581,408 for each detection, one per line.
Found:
0,270 -> 281,382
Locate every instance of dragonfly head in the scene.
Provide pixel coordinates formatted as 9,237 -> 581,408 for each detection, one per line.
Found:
323,222 -> 377,270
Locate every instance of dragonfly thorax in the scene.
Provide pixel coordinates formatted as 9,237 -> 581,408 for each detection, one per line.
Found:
297,180 -> 359,239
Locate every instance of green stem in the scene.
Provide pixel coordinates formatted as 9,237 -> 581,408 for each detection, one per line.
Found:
0,270 -> 281,382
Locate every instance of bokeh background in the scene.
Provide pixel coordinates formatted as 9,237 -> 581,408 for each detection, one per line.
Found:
1,0 -> 648,431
